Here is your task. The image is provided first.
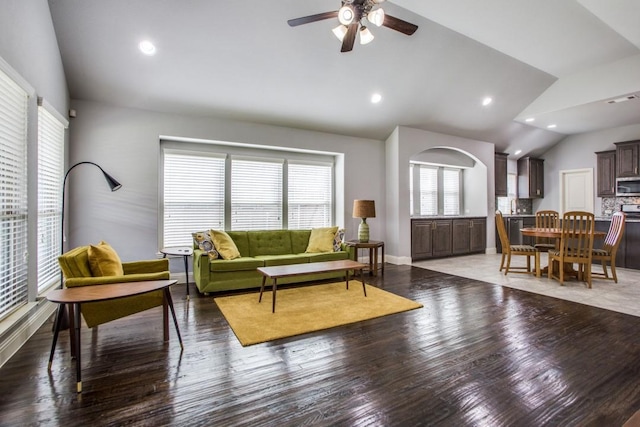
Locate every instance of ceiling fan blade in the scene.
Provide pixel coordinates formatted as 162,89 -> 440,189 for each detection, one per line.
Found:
288,11 -> 338,27
341,23 -> 358,52
382,14 -> 418,35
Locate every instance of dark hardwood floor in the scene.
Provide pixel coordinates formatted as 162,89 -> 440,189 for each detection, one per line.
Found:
1,264 -> 639,426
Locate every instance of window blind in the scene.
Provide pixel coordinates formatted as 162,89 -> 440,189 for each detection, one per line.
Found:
443,168 -> 461,215
288,161 -> 332,229
0,68 -> 29,320
231,157 -> 283,230
37,106 -> 65,292
409,164 -> 414,216
419,166 -> 438,215
163,151 -> 225,247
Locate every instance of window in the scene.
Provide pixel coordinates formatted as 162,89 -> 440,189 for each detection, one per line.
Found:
410,163 -> 462,216
163,151 -> 225,247
161,144 -> 335,245
0,67 -> 29,320
37,104 -> 66,292
288,162 -> 332,229
231,157 -> 283,230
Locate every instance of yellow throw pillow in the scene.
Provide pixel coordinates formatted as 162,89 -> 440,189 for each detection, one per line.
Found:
87,241 -> 124,277
210,230 -> 241,260
306,226 -> 339,253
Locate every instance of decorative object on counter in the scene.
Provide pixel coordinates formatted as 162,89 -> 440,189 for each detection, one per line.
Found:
495,211 -> 540,277
353,199 -> 376,242
534,210 -> 559,252
592,212 -> 626,283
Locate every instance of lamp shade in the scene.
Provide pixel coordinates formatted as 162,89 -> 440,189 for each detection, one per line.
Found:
353,200 -> 375,218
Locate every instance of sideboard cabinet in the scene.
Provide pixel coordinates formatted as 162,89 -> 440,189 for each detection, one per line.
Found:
412,217 -> 486,261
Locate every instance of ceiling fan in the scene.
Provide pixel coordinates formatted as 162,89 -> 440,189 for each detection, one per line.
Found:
288,0 -> 418,53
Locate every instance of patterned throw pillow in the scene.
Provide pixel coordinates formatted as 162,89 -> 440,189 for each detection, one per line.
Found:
192,231 -> 219,260
333,228 -> 345,252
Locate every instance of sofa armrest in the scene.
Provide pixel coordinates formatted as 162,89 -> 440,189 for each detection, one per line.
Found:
122,259 -> 169,275
341,243 -> 357,261
193,249 -> 211,287
64,271 -> 171,288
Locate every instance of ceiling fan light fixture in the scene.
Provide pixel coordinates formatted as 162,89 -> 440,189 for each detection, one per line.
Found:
338,6 -> 355,25
332,25 -> 348,41
359,26 -> 374,44
367,8 -> 385,27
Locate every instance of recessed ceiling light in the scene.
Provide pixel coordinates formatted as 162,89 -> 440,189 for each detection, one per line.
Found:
482,97 -> 493,106
547,124 -> 557,129
525,117 -> 535,122
515,150 -> 522,155
371,93 -> 382,104
139,40 -> 156,56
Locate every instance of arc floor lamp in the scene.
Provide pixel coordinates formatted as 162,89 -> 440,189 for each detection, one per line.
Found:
54,162 -> 121,332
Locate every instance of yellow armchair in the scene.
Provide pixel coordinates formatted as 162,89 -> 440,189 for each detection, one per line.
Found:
58,245 -> 170,328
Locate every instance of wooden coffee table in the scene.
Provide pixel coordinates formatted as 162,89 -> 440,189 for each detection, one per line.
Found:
47,279 -> 182,393
258,260 -> 368,313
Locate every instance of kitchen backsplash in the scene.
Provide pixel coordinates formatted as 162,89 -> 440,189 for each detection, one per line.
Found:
601,196 -> 640,215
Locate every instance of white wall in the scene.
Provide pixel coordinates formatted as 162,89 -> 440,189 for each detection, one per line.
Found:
68,100 -> 386,265
385,126 -> 495,264
537,123 -> 640,213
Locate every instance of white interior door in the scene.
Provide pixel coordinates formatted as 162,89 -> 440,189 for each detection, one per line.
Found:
559,168 -> 594,214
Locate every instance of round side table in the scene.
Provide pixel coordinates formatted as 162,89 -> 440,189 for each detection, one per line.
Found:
160,246 -> 194,299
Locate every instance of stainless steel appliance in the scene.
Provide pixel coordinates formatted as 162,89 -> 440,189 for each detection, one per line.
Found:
616,177 -> 640,196
621,204 -> 640,217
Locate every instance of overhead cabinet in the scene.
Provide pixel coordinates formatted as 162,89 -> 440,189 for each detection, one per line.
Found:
596,150 -> 616,197
412,217 -> 485,261
495,153 -> 508,197
615,140 -> 640,177
517,157 -> 544,198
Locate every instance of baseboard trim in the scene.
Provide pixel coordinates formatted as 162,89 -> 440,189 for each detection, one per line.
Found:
0,300 -> 56,368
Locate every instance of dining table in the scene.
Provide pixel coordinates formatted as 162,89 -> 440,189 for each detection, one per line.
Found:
520,227 -> 606,276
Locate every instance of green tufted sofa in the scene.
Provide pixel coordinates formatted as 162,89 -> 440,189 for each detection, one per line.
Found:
193,229 -> 355,294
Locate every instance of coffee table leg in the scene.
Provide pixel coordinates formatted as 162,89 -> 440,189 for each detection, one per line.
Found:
272,279 -> 277,313
345,269 -> 350,290
259,275 -> 266,302
48,304 -> 65,370
74,303 -> 82,393
361,268 -> 367,297
164,288 -> 184,349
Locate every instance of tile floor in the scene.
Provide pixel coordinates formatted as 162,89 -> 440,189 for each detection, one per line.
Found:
413,252 -> 640,318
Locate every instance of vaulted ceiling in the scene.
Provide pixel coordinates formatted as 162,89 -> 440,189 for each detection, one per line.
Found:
48,0 -> 640,158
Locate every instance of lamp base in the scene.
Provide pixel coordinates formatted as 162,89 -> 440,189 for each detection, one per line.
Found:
358,218 -> 370,243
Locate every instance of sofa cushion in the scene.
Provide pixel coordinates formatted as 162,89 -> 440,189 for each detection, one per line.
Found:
87,241 -> 124,276
333,228 -> 345,252
226,231 -> 250,257
290,230 -> 312,254
306,251 -> 350,262
248,230 -> 292,256
306,226 -> 339,253
209,257 -> 264,272
210,230 -> 241,260
255,254 -> 310,267
192,231 -> 219,260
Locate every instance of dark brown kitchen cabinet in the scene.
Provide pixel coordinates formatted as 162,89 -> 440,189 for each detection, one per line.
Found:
452,218 -> 486,254
411,219 -> 451,260
517,157 -> 544,198
412,218 -> 485,260
495,153 -> 508,197
624,222 -> 640,269
596,150 -> 616,197
615,140 -> 640,177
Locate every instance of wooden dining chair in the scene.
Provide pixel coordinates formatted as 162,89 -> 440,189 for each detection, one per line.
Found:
534,210 -> 559,252
495,210 -> 540,277
592,212 -> 626,283
548,211 -> 595,288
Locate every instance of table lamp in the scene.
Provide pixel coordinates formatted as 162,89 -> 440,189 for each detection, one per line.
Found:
353,199 -> 375,242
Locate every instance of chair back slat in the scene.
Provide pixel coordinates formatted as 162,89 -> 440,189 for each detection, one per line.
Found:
604,212 -> 626,251
535,210 -> 559,246
495,210 -> 510,253
559,211 -> 594,261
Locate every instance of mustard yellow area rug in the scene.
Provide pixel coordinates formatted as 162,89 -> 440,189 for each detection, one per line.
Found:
214,281 -> 423,346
